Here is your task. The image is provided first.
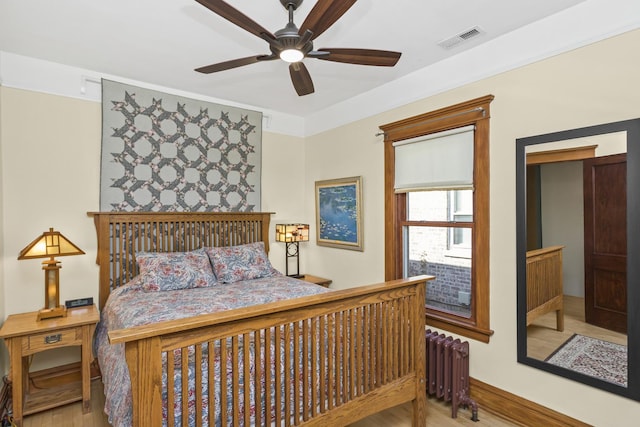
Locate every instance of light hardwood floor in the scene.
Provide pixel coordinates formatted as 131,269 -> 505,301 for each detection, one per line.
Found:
526,294 -> 626,361
349,398 -> 517,427
20,379 -> 518,427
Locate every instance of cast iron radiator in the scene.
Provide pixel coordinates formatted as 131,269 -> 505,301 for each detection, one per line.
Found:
425,329 -> 479,421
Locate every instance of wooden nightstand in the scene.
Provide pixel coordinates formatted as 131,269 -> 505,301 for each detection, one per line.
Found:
298,274 -> 332,287
0,305 -> 99,426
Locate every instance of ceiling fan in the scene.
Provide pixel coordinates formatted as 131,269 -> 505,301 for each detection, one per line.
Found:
194,0 -> 402,96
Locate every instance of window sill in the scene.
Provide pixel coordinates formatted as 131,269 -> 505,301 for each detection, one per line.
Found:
443,248 -> 471,259
426,311 -> 494,343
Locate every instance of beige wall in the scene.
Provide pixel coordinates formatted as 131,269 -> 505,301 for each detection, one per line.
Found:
1,28 -> 639,425
302,29 -> 640,425
0,90 -> 102,371
0,84 -> 5,375
261,131 -> 307,273
541,161 -> 584,297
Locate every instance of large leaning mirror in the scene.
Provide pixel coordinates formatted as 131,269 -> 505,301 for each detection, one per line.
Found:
516,119 -> 640,400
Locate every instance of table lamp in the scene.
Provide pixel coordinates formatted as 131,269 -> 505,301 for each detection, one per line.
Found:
18,228 -> 85,321
275,223 -> 309,278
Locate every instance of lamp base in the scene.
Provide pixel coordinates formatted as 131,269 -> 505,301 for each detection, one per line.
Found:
37,305 -> 67,321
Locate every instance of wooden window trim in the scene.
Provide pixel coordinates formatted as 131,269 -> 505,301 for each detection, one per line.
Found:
380,95 -> 495,343
526,145 -> 597,165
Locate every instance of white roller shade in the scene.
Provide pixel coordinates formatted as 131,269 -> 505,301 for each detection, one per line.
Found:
393,125 -> 474,192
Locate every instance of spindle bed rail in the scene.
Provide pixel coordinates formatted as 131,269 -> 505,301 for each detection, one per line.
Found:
89,211 -> 432,426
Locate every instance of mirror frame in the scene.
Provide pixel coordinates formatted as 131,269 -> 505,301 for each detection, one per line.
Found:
516,118 -> 640,400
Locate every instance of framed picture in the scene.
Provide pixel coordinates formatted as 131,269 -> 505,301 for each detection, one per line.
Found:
315,176 -> 363,251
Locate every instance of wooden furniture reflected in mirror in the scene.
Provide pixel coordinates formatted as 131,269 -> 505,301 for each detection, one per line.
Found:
526,245 -> 564,332
516,118 -> 640,401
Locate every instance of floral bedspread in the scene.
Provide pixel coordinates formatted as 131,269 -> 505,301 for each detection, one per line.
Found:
95,275 -> 330,427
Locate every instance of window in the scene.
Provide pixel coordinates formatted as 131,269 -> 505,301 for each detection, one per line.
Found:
405,190 -> 473,316
379,95 -> 494,342
448,190 -> 473,256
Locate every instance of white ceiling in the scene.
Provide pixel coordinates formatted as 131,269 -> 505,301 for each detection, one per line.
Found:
1,0 -> 592,120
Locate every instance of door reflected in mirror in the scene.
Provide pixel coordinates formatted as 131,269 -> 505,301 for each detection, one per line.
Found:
516,119 -> 640,400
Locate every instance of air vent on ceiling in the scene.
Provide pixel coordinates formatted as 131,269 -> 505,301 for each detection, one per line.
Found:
437,26 -> 484,50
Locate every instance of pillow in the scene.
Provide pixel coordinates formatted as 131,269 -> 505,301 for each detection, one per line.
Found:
205,242 -> 281,283
136,248 -> 217,292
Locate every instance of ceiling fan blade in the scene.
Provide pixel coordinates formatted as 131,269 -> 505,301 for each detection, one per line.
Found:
195,55 -> 275,74
314,48 -> 401,66
299,0 -> 357,40
195,0 -> 275,41
289,62 -> 315,96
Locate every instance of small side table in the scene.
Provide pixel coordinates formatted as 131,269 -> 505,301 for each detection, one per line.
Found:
0,305 -> 99,426
298,274 -> 332,287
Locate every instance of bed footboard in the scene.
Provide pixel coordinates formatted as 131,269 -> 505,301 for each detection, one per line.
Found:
526,245 -> 564,331
109,276 -> 431,427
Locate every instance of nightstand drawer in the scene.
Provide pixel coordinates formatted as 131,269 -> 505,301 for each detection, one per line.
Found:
25,328 -> 80,352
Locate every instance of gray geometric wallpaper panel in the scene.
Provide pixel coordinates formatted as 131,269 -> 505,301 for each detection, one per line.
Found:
100,79 -> 262,212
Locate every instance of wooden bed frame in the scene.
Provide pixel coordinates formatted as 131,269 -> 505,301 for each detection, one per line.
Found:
89,211 -> 432,427
526,245 -> 564,331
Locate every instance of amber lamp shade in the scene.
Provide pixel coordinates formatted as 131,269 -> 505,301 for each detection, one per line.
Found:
18,228 -> 85,321
275,224 -> 309,278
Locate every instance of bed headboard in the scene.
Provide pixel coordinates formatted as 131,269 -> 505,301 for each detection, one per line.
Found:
88,211 -> 274,309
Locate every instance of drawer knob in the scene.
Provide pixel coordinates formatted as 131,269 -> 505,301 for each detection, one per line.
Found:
44,334 -> 62,344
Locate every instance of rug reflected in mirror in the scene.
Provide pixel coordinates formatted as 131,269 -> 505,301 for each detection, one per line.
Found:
545,334 -> 627,387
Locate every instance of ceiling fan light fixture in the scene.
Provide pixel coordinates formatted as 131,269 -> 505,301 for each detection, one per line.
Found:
280,48 -> 304,63
194,0 -> 401,96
